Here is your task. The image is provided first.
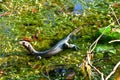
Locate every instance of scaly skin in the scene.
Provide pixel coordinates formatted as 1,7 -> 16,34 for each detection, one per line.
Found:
19,33 -> 78,58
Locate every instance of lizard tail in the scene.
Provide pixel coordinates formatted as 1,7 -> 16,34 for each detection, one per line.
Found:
71,26 -> 82,35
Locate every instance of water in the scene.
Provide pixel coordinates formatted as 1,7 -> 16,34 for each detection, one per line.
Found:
72,0 -> 94,15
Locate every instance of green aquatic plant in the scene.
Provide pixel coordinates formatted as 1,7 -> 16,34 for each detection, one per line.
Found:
0,0 -> 120,79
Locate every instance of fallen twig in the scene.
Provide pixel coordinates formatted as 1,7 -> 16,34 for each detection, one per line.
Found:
89,26 -> 109,53
89,63 -> 104,80
109,40 -> 120,43
109,5 -> 120,26
79,26 -> 107,79
79,23 -> 120,80
105,61 -> 120,80
0,12 -> 11,17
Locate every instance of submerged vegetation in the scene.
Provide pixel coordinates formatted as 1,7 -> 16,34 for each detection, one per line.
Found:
0,0 -> 120,79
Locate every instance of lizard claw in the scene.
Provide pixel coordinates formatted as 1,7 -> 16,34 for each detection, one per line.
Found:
73,45 -> 79,50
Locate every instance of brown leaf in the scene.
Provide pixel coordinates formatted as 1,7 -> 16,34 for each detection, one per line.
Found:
0,70 -> 4,76
112,3 -> 120,8
22,37 -> 32,42
32,8 -> 37,13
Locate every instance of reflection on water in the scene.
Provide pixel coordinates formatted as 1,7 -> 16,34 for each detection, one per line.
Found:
43,0 -> 94,26
72,0 -> 94,15
73,1 -> 83,14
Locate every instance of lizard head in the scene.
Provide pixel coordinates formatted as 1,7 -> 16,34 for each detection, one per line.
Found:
19,40 -> 32,51
19,40 -> 39,54
19,40 -> 29,47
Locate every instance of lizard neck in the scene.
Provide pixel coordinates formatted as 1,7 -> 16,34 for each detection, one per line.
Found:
26,43 -> 39,54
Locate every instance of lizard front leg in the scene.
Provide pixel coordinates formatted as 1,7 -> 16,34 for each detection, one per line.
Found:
64,42 -> 78,50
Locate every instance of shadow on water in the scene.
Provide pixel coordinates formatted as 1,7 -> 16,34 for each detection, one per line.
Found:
43,65 -> 76,80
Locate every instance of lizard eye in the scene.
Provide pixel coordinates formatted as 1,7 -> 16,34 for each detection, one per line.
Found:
23,42 -> 25,45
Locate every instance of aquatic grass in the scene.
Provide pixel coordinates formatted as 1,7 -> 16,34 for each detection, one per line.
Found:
0,0 -> 120,79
